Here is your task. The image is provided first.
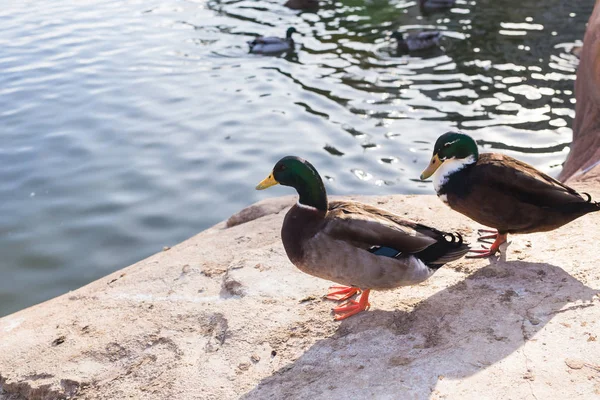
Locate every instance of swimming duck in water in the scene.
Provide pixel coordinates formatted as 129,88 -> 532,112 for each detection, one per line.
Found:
257,156 -> 469,320
391,31 -> 442,53
248,27 -> 297,55
420,131 -> 600,257
284,0 -> 318,11
420,0 -> 455,12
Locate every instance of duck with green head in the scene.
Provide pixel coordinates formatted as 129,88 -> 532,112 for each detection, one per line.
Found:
420,131 -> 600,257
248,27 -> 297,55
257,156 -> 469,320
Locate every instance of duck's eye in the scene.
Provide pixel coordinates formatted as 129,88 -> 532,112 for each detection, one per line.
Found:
444,142 -> 451,148
277,165 -> 287,172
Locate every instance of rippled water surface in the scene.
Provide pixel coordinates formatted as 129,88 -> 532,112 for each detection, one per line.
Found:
0,0 -> 591,316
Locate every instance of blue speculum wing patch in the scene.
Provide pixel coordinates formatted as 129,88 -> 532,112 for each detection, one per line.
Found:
369,246 -> 401,258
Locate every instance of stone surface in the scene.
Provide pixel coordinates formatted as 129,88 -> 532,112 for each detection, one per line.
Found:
1,190 -> 600,400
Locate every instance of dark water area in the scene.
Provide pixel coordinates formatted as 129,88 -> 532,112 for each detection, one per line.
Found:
0,0 -> 591,316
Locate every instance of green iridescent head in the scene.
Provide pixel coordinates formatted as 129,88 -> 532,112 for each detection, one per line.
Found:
256,156 -> 327,211
420,131 -> 479,180
286,27 -> 297,39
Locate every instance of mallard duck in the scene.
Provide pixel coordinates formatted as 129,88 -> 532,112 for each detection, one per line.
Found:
284,0 -> 318,11
256,156 -> 469,320
420,131 -> 600,257
420,0 -> 455,12
248,27 -> 297,55
391,31 -> 442,53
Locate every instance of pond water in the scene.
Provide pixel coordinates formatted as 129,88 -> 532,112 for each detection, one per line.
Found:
0,0 -> 590,316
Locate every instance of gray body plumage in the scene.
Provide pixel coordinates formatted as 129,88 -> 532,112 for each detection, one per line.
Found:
248,36 -> 294,54
297,235 -> 434,289
394,31 -> 442,53
281,200 -> 468,291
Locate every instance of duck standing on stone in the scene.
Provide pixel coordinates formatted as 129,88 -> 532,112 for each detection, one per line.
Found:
420,131 -> 600,257
256,156 -> 469,320
391,31 -> 442,54
248,27 -> 297,55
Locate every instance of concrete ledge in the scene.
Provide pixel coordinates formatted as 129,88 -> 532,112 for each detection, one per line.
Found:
1,191 -> 599,399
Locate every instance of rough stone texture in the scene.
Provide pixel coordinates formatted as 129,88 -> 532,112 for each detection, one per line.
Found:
560,0 -> 600,182
568,165 -> 600,186
1,189 -> 600,400
226,196 -> 294,228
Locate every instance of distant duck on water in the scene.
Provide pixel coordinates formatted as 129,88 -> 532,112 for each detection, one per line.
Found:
420,0 -> 455,12
248,27 -> 297,55
391,31 -> 442,54
284,0 -> 319,11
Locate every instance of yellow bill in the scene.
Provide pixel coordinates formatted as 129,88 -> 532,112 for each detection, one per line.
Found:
420,154 -> 442,180
256,173 -> 279,190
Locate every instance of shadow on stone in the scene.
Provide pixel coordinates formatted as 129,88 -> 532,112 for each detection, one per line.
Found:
241,261 -> 598,399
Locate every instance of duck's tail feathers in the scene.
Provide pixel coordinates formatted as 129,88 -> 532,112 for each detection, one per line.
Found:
558,192 -> 600,214
416,232 -> 470,269
582,192 -> 600,208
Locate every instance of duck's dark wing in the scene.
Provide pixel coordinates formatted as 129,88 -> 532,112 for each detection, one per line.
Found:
413,31 -> 442,41
323,201 -> 450,253
404,31 -> 441,51
473,153 -> 588,207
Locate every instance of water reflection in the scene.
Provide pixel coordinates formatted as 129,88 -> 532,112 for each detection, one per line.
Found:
0,0 -> 592,315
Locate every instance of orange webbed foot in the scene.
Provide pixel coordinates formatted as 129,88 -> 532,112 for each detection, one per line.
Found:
477,228 -> 499,241
326,285 -> 361,301
467,232 -> 508,258
332,289 -> 371,320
